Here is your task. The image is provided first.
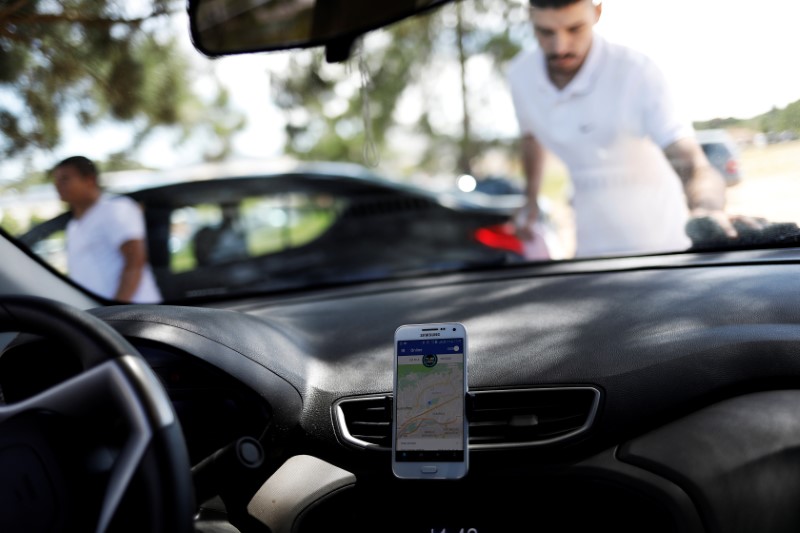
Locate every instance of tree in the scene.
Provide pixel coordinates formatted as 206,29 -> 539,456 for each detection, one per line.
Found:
0,0 -> 244,163
269,0 -> 529,176
270,14 -> 437,167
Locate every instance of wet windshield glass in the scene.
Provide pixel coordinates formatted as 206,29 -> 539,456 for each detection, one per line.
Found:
1,0 -> 799,302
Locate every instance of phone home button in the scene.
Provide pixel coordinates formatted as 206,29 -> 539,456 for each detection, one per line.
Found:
421,466 -> 438,474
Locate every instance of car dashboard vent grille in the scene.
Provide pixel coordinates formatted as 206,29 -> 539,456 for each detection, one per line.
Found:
333,387 -> 601,451
334,395 -> 392,450
468,387 -> 600,449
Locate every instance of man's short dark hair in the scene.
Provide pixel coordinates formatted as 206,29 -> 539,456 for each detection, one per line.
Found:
53,155 -> 98,179
529,0 -> 591,8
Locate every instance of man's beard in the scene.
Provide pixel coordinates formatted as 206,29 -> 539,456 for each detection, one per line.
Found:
547,54 -> 580,74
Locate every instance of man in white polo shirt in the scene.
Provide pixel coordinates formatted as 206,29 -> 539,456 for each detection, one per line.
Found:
508,0 -> 739,258
52,156 -> 162,303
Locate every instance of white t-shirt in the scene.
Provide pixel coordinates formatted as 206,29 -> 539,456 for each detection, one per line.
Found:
507,33 -> 693,257
66,194 -> 162,303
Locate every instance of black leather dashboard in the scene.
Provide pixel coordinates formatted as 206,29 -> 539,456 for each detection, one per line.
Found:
27,248 -> 800,532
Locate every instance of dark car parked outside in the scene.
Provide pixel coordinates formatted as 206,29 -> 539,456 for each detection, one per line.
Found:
19,161 -> 526,301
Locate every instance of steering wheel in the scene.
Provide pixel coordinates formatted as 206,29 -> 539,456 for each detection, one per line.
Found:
0,295 -> 194,532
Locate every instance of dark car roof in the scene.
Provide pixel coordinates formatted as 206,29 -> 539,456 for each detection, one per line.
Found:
109,160 -> 517,215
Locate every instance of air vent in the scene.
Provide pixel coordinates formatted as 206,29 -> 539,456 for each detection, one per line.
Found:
333,387 -> 600,451
468,387 -> 600,449
333,395 -> 392,450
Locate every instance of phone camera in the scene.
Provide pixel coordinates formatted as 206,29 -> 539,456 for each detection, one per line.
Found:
452,328 -> 456,331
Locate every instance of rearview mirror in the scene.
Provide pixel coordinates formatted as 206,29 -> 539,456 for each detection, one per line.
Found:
188,0 -> 452,61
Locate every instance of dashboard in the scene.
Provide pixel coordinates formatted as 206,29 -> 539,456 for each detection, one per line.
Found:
4,247 -> 800,532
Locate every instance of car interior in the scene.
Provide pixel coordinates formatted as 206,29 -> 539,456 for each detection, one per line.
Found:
2,1 -> 800,533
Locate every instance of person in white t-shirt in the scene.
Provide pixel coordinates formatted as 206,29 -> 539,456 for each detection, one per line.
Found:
507,0 -> 752,258
52,156 -> 162,303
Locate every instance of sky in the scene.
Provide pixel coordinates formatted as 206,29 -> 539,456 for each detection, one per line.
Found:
2,0 -> 799,182
597,0 -> 800,121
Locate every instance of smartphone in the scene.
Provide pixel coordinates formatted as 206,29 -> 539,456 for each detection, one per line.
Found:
392,322 -> 468,480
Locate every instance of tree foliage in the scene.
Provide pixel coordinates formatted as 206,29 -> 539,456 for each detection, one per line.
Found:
0,0 -> 244,162
269,0 -> 530,175
694,98 -> 800,135
759,101 -> 800,134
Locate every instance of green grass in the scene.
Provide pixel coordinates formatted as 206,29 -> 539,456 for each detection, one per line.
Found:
171,245 -> 197,273
248,210 -> 335,256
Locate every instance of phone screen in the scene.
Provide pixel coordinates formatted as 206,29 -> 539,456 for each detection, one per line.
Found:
395,337 -> 465,462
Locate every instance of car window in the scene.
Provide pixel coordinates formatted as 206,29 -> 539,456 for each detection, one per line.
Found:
1,0 -> 799,303
169,193 -> 341,272
241,193 -> 340,256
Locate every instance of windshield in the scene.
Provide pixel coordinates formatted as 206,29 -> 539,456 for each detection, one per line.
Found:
2,0 -> 799,303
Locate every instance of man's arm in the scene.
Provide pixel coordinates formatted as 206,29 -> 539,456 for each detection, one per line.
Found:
114,239 -> 147,302
517,134 -> 546,240
663,137 -> 737,238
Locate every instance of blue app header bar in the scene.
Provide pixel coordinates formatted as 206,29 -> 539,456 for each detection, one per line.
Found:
398,338 -> 463,356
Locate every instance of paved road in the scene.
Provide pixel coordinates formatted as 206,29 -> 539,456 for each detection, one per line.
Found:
726,173 -> 800,226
